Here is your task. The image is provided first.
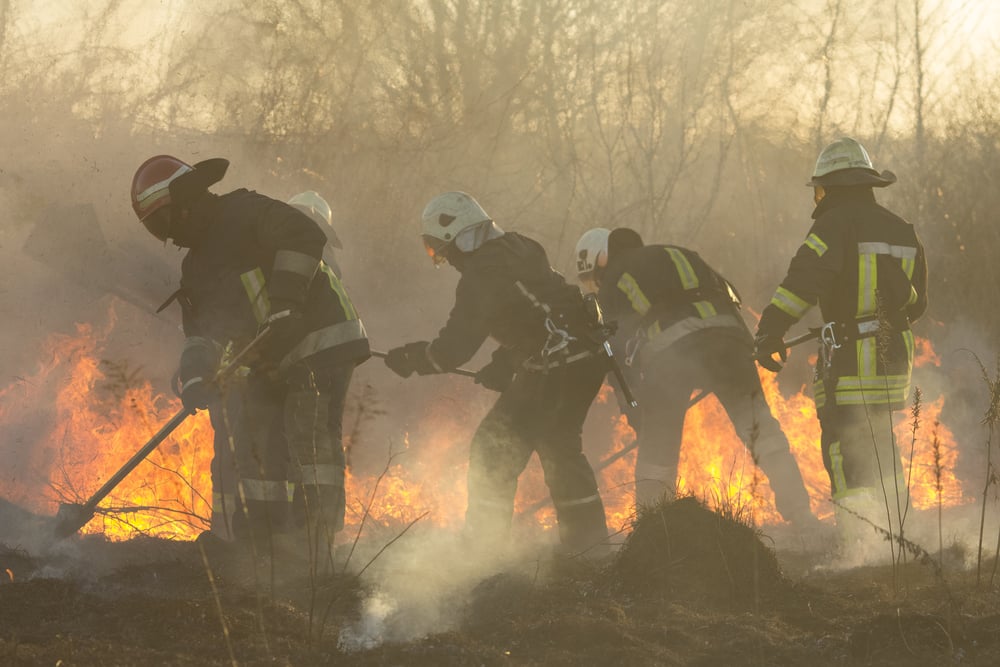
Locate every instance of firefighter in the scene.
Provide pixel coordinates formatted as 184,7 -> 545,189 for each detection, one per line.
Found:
753,137 -> 928,546
383,191 -> 609,556
194,189 -> 348,542
575,227 -> 816,527
131,156 -> 370,569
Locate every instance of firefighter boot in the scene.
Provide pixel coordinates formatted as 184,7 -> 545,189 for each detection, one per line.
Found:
554,493 -> 610,559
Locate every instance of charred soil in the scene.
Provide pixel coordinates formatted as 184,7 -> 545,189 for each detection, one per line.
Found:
2,498 -> 999,666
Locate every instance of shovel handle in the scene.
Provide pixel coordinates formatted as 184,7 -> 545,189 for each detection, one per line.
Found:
370,349 -> 478,379
54,328 -> 272,539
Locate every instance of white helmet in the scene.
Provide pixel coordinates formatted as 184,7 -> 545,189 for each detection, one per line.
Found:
288,190 -> 342,248
420,191 -> 501,265
807,137 -> 896,188
574,228 -> 611,291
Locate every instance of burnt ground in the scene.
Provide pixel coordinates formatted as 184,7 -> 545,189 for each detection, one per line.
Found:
1,497 -> 999,666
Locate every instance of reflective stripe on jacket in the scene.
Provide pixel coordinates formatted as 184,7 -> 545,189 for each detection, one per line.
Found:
179,189 -> 369,370
757,188 -> 928,408
599,244 -> 747,358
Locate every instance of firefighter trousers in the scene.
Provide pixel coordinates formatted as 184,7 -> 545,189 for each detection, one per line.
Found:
818,401 -> 908,537
466,354 -> 609,554
223,362 -> 351,563
635,329 -> 813,523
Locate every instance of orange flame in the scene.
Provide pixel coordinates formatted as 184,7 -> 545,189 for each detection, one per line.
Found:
0,308 -> 972,543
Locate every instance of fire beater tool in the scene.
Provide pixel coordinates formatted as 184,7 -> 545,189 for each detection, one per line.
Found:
369,349 -> 478,378
520,327 -> 820,516
52,326 -> 272,539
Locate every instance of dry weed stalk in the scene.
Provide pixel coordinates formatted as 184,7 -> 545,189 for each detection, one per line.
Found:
968,352 -> 1000,587
930,420 -> 944,572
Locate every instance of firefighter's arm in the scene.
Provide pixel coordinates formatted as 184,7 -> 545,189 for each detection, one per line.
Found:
427,274 -> 492,371
755,220 -> 844,371
757,219 -> 844,338
256,200 -> 327,313
906,239 -> 929,323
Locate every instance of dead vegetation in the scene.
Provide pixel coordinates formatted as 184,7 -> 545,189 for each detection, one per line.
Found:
2,498 -> 998,666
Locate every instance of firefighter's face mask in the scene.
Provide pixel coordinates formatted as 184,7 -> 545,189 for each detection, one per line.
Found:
142,207 -> 173,243
422,235 -> 451,267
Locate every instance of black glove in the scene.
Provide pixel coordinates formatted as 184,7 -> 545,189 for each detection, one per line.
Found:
475,348 -> 517,392
179,377 -> 216,412
753,331 -> 787,373
384,341 -> 437,378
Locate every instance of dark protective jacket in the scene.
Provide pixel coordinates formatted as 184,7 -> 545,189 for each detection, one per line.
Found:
177,189 -> 369,374
598,244 -> 748,361
757,187 -> 928,408
427,232 -> 592,370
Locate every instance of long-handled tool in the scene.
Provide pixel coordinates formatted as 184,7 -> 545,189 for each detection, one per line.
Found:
52,327 -> 271,539
370,349 -> 478,378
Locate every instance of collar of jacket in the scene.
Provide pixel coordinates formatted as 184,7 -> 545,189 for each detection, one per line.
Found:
811,186 -> 876,219
178,192 -> 225,248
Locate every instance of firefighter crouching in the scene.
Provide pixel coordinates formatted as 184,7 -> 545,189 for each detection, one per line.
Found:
180,190 -> 350,542
753,137 -> 928,549
575,227 -> 816,528
131,156 -> 370,569
383,191 -> 610,557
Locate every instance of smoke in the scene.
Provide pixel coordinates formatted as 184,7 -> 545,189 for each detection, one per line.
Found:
337,527 -> 547,650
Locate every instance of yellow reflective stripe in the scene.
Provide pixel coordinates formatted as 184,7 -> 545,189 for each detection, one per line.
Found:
770,286 -> 811,319
858,338 -> 876,377
903,330 -> 914,367
907,285 -> 919,305
240,267 -> 270,324
901,256 -> 915,280
804,233 -> 828,257
646,320 -> 662,338
829,441 -> 848,498
836,374 -> 911,390
813,380 -> 826,408
321,263 -> 357,320
833,373 -> 911,405
617,272 -> 651,316
693,300 -> 717,319
665,248 -> 699,290
857,252 -> 877,317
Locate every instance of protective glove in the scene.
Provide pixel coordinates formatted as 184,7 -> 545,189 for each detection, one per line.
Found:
179,377 -> 216,412
753,331 -> 788,373
475,348 -> 518,392
384,341 -> 437,378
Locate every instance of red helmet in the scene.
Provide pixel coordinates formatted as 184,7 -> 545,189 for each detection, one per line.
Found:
131,155 -> 193,221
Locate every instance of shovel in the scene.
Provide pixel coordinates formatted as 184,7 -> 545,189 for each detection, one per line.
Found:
52,326 -> 271,539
